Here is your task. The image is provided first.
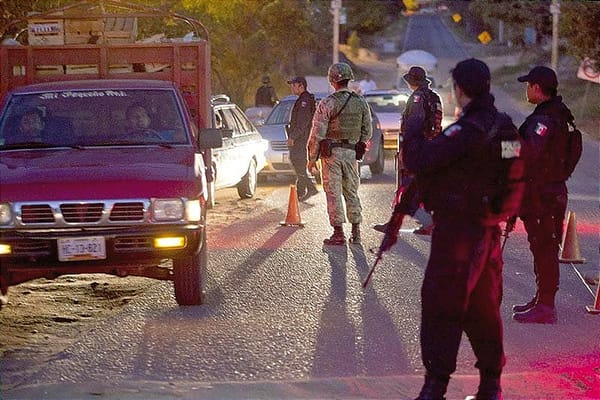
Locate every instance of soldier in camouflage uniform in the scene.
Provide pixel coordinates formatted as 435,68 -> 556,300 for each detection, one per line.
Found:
307,63 -> 372,245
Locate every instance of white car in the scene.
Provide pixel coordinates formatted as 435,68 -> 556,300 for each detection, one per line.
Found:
257,93 -> 385,179
207,95 -> 268,207
363,89 -> 410,151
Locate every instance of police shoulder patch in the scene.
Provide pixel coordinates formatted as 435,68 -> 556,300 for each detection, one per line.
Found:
443,124 -> 462,137
534,122 -> 548,136
501,140 -> 521,159
413,95 -> 421,103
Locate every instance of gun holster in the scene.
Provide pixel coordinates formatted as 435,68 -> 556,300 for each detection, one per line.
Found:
319,139 -> 333,158
355,141 -> 366,160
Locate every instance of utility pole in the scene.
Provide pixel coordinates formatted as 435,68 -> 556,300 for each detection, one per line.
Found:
331,0 -> 341,64
550,0 -> 560,71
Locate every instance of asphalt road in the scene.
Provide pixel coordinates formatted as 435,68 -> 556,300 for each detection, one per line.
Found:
2,13 -> 599,400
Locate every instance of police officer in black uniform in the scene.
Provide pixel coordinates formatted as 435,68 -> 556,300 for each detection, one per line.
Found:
400,59 -> 506,400
374,66 -> 441,234
286,76 -> 318,200
512,66 -> 581,324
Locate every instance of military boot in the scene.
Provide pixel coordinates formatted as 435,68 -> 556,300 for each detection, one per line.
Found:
349,223 -> 361,244
323,226 -> 345,246
512,297 -> 537,313
465,377 -> 503,400
413,374 -> 448,400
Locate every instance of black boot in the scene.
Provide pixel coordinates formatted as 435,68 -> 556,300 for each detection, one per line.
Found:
323,226 -> 345,245
465,377 -> 503,400
414,374 -> 448,400
373,222 -> 388,233
512,297 -> 537,313
349,223 -> 361,244
512,303 -> 557,324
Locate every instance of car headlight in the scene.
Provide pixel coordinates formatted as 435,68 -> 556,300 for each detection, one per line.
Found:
0,203 -> 12,225
152,199 -> 184,221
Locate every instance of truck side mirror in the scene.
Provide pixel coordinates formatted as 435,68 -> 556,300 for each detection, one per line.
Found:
198,128 -> 223,149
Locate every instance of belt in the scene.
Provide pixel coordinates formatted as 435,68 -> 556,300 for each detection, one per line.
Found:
329,140 -> 355,150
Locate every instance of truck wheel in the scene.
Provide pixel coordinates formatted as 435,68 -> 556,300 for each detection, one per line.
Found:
370,141 -> 385,175
173,234 -> 207,305
237,158 -> 257,199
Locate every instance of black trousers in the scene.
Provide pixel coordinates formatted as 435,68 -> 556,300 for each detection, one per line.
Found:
420,215 -> 505,379
521,193 -> 567,307
290,149 -> 315,197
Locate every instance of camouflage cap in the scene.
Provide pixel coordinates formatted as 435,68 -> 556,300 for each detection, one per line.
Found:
328,62 -> 354,83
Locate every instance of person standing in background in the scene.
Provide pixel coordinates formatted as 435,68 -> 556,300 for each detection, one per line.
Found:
286,76 -> 319,201
255,75 -> 279,107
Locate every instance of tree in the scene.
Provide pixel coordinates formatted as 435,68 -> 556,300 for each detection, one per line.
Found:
2,0 -> 399,107
468,0 -> 599,71
560,1 -> 600,71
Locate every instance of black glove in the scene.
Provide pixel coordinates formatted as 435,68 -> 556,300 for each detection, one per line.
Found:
355,141 -> 367,160
379,212 -> 405,252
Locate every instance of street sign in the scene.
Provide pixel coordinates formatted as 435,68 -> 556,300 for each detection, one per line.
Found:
452,13 -> 462,23
478,31 -> 492,44
577,58 -> 600,84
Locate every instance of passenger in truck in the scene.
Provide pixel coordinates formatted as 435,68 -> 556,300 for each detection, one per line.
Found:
9,108 -> 46,144
125,103 -> 165,141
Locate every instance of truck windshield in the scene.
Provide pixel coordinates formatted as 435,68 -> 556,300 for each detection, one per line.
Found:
0,89 -> 188,148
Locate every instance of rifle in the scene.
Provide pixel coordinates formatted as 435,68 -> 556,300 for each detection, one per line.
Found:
362,247 -> 383,289
362,212 -> 404,289
501,215 -> 517,252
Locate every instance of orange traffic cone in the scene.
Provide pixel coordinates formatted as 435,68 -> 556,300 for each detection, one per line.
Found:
280,185 -> 304,227
559,211 -> 585,264
586,278 -> 600,314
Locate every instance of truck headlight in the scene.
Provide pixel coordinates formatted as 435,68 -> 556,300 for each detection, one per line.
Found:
152,199 -> 184,221
185,200 -> 201,222
0,203 -> 12,225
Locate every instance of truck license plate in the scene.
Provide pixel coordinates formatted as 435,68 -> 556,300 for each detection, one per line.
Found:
58,237 -> 106,261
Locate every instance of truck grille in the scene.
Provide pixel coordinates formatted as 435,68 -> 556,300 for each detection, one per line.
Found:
21,205 -> 55,223
60,203 -> 103,223
110,202 -> 144,222
16,201 -> 147,226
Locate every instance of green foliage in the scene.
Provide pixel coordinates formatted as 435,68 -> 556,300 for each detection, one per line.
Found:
344,0 -> 393,34
467,0 -> 600,71
560,1 -> 600,70
347,30 -> 360,57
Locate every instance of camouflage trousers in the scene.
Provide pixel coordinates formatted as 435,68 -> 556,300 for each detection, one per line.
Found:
321,147 -> 362,227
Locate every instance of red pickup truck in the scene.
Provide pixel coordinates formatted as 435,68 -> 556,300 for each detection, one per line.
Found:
0,2 -> 221,306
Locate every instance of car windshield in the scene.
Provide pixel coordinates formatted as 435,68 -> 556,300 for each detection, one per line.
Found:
263,100 -> 294,125
0,89 -> 188,149
364,93 -> 409,113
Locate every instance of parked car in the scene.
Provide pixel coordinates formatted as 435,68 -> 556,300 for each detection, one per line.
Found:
207,95 -> 268,207
362,89 -> 410,151
244,106 -> 272,127
257,93 -> 385,179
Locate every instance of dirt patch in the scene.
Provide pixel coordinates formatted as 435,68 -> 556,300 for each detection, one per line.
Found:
0,186 -> 273,361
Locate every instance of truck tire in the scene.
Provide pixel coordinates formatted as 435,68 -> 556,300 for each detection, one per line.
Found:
173,233 -> 207,305
237,158 -> 257,199
369,140 -> 385,175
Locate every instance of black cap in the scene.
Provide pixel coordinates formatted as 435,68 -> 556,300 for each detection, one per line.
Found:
517,66 -> 558,91
403,66 -> 430,85
451,58 -> 490,97
287,76 -> 307,86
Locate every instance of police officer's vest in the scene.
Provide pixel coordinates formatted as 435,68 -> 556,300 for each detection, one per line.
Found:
326,91 -> 365,144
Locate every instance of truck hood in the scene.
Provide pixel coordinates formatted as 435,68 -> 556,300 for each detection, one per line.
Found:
0,147 -> 203,202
